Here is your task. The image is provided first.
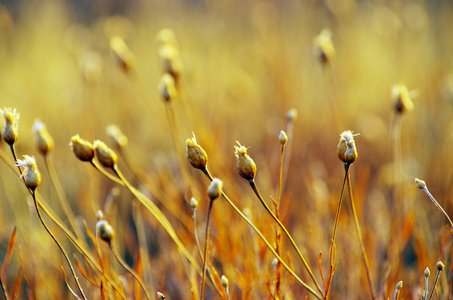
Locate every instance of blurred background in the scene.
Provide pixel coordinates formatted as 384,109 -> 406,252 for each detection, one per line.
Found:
1,0 -> 453,298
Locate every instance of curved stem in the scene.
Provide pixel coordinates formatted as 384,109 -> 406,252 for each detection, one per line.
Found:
249,179 -> 323,296
109,243 -> 151,300
428,269 -> 441,300
200,200 -> 214,300
421,187 -> 453,233
32,191 -> 87,300
201,167 -> 322,299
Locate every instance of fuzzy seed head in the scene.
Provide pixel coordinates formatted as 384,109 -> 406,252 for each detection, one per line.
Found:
392,84 -> 414,114
190,197 -> 198,209
1,107 -> 19,145
235,141 -> 256,181
157,291 -> 165,300
424,267 -> 430,278
415,178 -> 426,190
110,36 -> 136,71
106,125 -> 128,148
313,29 -> 335,65
159,73 -> 177,102
207,178 -> 223,201
96,220 -> 115,243
185,133 -> 208,170
70,135 -> 95,162
94,140 -> 118,169
33,119 -> 54,155
16,155 -> 41,191
221,275 -> 229,289
437,261 -> 444,271
337,131 -> 358,165
279,130 -> 288,145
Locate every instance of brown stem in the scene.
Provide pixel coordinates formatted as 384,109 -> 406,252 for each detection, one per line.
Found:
200,199 -> 214,300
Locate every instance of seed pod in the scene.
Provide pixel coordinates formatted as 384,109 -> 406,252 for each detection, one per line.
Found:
207,178 -> 223,201
1,107 -> 19,145
337,131 -> 358,165
94,140 -> 118,169
392,84 -> 414,114
437,261 -> 444,271
415,178 -> 426,190
106,124 -> 128,149
70,135 -> 95,162
96,220 -> 115,243
234,141 -> 256,181
159,73 -> 177,102
313,29 -> 335,65
190,197 -> 198,209
185,133 -> 208,170
424,267 -> 430,278
33,119 -> 54,155
16,155 -> 41,191
279,130 -> 288,145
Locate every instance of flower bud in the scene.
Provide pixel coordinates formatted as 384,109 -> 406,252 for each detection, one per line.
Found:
70,135 -> 95,162
155,28 -> 179,50
415,178 -> 426,190
286,108 -> 298,122
207,178 -> 223,201
159,73 -> 177,102
220,275 -> 229,289
279,130 -> 287,145
16,155 -> 41,191
1,107 -> 19,145
424,267 -> 430,278
110,36 -> 136,71
33,119 -> 54,155
337,131 -> 358,165
94,140 -> 118,169
437,261 -> 444,271
96,210 -> 104,221
313,29 -> 335,65
96,220 -> 115,243
106,124 -> 128,149
396,281 -> 403,289
392,84 -> 414,114
157,291 -> 165,300
185,133 -> 208,170
159,45 -> 183,81
234,142 -> 256,181
190,197 -> 198,209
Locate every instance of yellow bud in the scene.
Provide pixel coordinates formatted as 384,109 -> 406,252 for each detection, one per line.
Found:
279,130 -> 287,145
185,133 -> 208,170
415,178 -> 426,190
392,84 -> 414,114
234,141 -> 256,181
207,178 -> 223,201
221,275 -> 229,289
1,107 -> 19,145
159,73 -> 177,102
110,36 -> 136,71
190,197 -> 198,209
337,131 -> 358,165
437,261 -> 444,271
94,140 -> 118,169
424,267 -> 430,278
70,135 -> 95,162
106,124 -> 128,148
33,119 -> 54,155
157,291 -> 165,300
313,29 -> 335,65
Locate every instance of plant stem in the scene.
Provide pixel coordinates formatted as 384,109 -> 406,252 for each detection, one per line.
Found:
200,199 -> 214,300
249,179 -> 323,296
201,167 -> 322,299
109,243 -> 151,300
346,172 -> 377,300
32,191 -> 87,300
421,187 -> 453,233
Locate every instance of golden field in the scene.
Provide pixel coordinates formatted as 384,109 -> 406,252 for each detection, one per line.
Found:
1,0 -> 453,299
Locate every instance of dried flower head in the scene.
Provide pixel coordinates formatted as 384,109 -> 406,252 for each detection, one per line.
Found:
185,133 -> 208,170
33,119 -> 54,155
437,261 -> 444,271
106,125 -> 128,149
415,178 -> 426,190
313,29 -> 335,65
279,130 -> 288,145
207,178 -> 223,201
94,140 -> 118,169
70,135 -> 95,162
159,73 -> 177,102
234,141 -> 256,181
1,107 -> 19,145
110,36 -> 137,71
16,155 -> 41,191
337,131 -> 359,165
392,84 -> 414,113
96,220 -> 115,243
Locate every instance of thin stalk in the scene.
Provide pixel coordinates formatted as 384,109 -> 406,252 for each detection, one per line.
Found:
32,191 -> 87,300
0,276 -> 10,300
420,187 -> 453,233
324,163 -> 349,299
45,155 -> 86,245
109,243 -> 151,300
346,172 -> 377,300
201,167 -> 322,299
428,269 -> 441,300
274,142 -> 286,299
200,200 -> 214,300
249,179 -> 323,296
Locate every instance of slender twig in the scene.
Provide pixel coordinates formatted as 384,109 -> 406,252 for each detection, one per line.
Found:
200,200 -> 214,300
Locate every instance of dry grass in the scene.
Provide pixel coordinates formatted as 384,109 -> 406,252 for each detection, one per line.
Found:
1,0 -> 453,299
